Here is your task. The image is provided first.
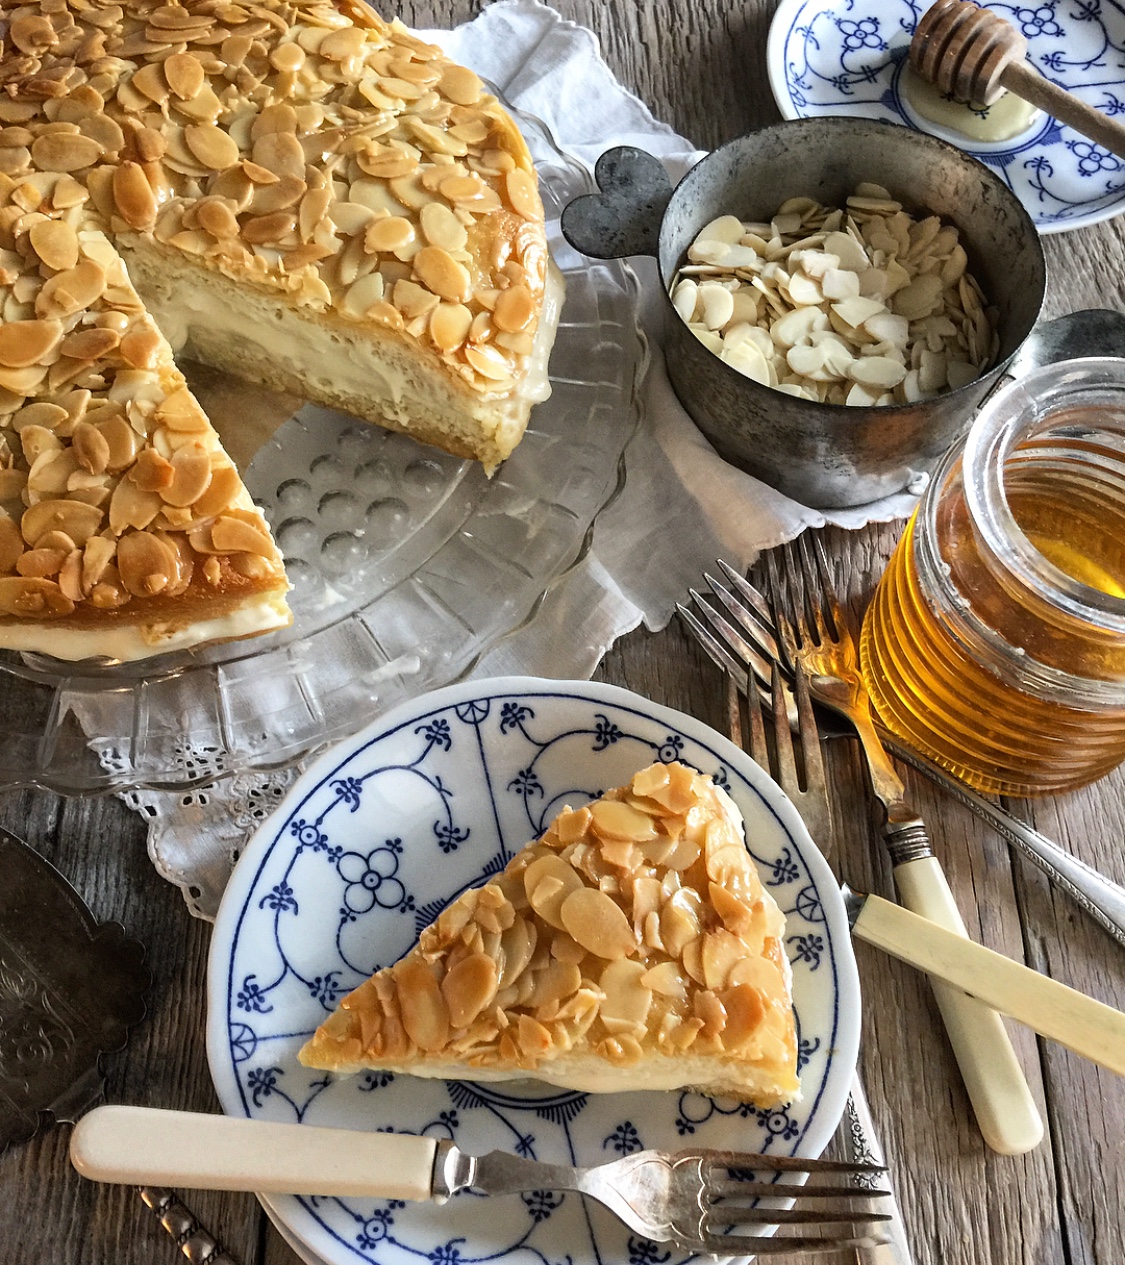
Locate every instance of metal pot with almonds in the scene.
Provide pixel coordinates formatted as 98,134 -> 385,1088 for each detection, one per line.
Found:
561,117 -> 1045,509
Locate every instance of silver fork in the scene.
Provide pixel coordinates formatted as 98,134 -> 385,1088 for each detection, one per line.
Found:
70,1105 -> 890,1259
730,662 -> 914,1265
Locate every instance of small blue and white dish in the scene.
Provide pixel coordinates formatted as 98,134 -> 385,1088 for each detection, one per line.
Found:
208,677 -> 860,1265
768,0 -> 1125,232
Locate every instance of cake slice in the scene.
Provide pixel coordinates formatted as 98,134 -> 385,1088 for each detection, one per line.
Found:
0,210 -> 290,661
299,762 -> 801,1106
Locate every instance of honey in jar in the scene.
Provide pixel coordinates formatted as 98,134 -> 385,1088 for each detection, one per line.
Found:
860,358 -> 1125,796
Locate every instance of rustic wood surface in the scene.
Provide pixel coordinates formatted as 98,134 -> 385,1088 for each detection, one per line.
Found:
2,1 -> 1125,1262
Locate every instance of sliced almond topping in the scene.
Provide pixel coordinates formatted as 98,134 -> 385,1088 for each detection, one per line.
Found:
441,953 -> 498,1028
21,499 -> 103,548
60,327 -> 121,361
30,133 -> 103,174
112,162 -> 156,230
414,246 -> 471,303
559,888 -> 636,961
185,124 -> 240,172
210,514 -> 274,557
394,959 -> 450,1052
161,443 -> 212,507
0,575 -> 74,618
117,529 -> 176,596
0,318 -> 62,368
164,52 -> 205,101
429,301 -> 472,352
29,219 -> 79,271
504,168 -> 540,220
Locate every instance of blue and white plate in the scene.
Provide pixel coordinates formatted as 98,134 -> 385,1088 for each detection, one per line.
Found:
208,677 -> 861,1265
768,0 -> 1125,232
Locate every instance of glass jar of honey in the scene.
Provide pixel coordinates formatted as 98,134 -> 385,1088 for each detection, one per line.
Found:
860,358 -> 1125,796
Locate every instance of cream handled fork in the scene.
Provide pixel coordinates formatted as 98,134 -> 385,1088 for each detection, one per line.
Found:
71,1106 -> 891,1257
766,538 -> 1042,1154
743,665 -> 1125,1076
689,539 -> 1043,1155
736,663 -> 916,1265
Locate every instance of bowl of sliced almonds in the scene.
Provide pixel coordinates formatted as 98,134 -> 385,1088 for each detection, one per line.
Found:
561,117 -> 1044,507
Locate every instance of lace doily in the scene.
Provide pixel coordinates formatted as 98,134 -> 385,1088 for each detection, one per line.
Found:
118,751 -> 304,920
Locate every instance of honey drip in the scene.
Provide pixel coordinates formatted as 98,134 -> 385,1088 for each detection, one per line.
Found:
861,425 -> 1125,796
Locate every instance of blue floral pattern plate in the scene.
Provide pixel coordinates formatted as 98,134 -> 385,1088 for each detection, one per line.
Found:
207,677 -> 860,1265
767,0 -> 1125,232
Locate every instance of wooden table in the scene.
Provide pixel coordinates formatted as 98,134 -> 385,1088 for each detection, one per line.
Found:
2,2 -> 1124,1262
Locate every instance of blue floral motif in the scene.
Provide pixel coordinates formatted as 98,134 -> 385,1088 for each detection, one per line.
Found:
500,702 -> 534,732
229,1022 -> 258,1063
794,884 -> 824,923
337,843 -> 409,915
628,1236 -> 673,1265
433,820 -> 470,853
508,766 -> 543,798
768,847 -> 801,886
359,1070 -> 395,1091
356,1209 -> 394,1249
711,766 -> 732,792
604,1120 -> 643,1155
655,733 -> 685,762
290,818 -> 328,851
1012,4 -> 1063,38
330,776 -> 363,812
418,717 -> 453,750
836,14 -> 885,51
1067,138 -> 1123,177
246,1065 -> 283,1107
259,881 -> 297,914
236,973 -> 273,1013
308,971 -> 344,1005
521,1190 -> 563,1222
788,933 -> 825,969
591,713 -> 624,749
755,1106 -> 800,1141
428,1240 -> 466,1265
797,1035 -> 822,1073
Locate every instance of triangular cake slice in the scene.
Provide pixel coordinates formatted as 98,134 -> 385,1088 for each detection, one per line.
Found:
299,762 -> 801,1106
0,209 -> 290,660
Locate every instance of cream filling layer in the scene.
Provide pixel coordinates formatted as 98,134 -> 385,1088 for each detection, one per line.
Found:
138,254 -> 565,428
0,594 -> 291,663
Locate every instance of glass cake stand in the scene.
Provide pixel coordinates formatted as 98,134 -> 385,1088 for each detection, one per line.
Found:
0,104 -> 646,795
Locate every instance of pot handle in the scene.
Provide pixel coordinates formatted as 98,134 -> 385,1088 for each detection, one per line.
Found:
1008,307 -> 1125,376
560,146 -> 673,260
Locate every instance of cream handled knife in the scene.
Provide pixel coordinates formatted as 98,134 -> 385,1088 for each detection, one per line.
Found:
845,887 -> 1125,1075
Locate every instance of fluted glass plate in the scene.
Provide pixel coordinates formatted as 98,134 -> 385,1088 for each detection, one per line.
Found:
207,677 -> 860,1265
0,103 -> 645,794
768,0 -> 1125,232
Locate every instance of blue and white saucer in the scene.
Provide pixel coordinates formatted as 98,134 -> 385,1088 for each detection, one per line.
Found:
768,0 -> 1125,232
207,677 -> 860,1265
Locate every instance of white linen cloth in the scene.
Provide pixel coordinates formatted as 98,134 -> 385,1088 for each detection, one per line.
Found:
115,0 -> 915,916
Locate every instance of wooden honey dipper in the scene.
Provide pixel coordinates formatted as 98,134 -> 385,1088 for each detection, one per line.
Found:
910,0 -> 1125,158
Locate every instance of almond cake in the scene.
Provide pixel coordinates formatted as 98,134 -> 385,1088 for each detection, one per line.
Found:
299,762 -> 801,1107
0,0 -> 559,659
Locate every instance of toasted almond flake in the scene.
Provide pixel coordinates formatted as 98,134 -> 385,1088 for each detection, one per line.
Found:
185,124 -> 240,172
30,133 -> 103,174
112,162 -> 156,230
0,318 -> 62,368
29,219 -> 79,271
164,52 -> 205,100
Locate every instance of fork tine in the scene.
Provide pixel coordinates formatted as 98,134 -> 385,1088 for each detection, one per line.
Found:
703,1181 -> 892,1201
677,601 -> 748,683
768,659 -> 798,792
687,588 -> 777,689
764,548 -> 799,668
778,538 -> 818,653
792,661 -> 829,822
700,1150 -> 884,1175
742,661 -> 770,773
698,1231 -> 891,1255
794,534 -> 834,647
713,562 -> 780,658
806,532 -> 851,642
706,1206 -> 893,1228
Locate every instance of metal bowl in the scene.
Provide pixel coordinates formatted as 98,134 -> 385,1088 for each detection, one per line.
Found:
561,117 -> 1046,508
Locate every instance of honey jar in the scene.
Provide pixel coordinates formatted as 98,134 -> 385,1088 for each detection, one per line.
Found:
860,357 -> 1125,796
